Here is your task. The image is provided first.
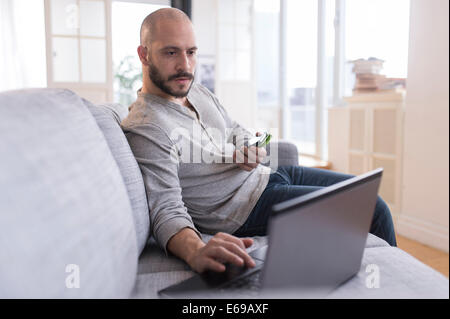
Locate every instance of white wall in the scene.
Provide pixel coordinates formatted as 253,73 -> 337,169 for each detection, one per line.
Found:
398,0 -> 449,252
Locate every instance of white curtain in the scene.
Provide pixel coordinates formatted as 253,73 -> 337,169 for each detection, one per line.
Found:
0,0 -> 25,91
0,0 -> 47,92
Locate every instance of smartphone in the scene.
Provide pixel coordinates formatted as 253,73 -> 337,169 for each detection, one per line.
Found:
247,132 -> 272,147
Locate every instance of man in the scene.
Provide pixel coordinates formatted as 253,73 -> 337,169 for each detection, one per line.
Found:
121,8 -> 397,274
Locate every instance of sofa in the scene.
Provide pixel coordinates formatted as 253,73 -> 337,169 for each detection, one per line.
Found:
0,88 -> 448,299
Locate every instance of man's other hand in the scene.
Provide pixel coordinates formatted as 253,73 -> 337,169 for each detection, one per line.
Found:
233,132 -> 267,171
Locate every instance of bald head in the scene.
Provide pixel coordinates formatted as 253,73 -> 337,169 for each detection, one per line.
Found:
140,8 -> 192,47
137,8 -> 197,100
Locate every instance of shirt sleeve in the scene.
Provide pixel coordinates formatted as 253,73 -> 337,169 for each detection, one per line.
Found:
122,123 -> 202,254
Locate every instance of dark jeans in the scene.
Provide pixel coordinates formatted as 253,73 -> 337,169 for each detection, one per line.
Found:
233,165 -> 397,246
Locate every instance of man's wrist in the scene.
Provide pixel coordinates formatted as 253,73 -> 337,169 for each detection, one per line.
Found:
167,227 -> 205,267
184,235 -> 205,267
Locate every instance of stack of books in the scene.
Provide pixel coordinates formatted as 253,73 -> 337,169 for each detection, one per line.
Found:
377,78 -> 406,91
354,73 -> 387,91
350,58 -> 386,92
351,57 -> 384,74
349,58 -> 406,93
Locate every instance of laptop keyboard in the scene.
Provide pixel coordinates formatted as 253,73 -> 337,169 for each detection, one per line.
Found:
219,269 -> 262,295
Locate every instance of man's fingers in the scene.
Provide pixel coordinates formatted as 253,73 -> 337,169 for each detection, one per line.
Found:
250,146 -> 267,163
234,149 -> 244,163
202,258 -> 226,273
241,146 -> 258,162
216,232 -> 247,250
246,146 -> 259,164
211,246 -> 245,267
237,161 -> 256,172
219,242 -> 255,268
193,233 -> 257,273
215,233 -> 255,268
242,238 -> 254,248
233,146 -> 265,172
236,151 -> 258,168
237,163 -> 253,171
255,147 -> 267,162
239,146 -> 265,164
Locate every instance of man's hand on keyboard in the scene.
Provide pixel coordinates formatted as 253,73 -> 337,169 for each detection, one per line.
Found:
186,232 -> 256,273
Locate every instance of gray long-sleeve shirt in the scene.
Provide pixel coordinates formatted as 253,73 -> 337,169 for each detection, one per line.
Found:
121,83 -> 271,252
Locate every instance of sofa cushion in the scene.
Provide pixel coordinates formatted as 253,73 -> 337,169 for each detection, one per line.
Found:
131,233 -> 392,298
328,247 -> 449,298
0,88 -> 138,298
86,101 -> 150,254
270,141 -> 299,166
365,233 -> 390,248
132,244 -> 449,299
262,141 -> 299,170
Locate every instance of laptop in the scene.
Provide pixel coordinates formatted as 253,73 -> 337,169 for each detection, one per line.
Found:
158,168 -> 383,298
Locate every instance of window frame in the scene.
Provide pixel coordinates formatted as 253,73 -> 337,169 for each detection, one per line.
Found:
278,0 -> 342,159
44,0 -> 113,102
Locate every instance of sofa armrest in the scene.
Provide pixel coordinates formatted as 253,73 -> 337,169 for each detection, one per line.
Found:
263,140 -> 299,167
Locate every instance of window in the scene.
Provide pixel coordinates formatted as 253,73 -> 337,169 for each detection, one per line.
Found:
254,0 -> 279,108
217,0 -> 253,82
254,0 -> 410,160
111,1 -> 170,106
254,0 -> 336,157
286,0 -> 318,156
44,0 -> 112,103
344,0 -> 410,96
0,0 -> 47,92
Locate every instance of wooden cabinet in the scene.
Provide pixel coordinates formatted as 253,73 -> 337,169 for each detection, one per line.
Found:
328,90 -> 405,215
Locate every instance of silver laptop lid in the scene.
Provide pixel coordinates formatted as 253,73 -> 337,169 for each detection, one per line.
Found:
260,168 -> 383,293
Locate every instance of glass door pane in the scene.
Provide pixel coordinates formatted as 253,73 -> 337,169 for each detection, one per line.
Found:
45,0 -> 113,103
50,0 -> 78,35
52,37 -> 79,82
254,0 -> 280,108
79,0 -> 105,37
286,0 -> 318,155
217,0 -> 252,82
81,38 -> 106,83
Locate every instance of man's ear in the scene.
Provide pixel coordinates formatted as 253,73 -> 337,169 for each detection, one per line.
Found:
137,45 -> 149,66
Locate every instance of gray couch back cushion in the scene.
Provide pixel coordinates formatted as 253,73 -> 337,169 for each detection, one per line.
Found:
0,89 -> 138,298
86,101 -> 150,253
264,141 -> 299,168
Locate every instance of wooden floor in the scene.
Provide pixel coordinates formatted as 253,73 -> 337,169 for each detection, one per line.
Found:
396,235 -> 449,278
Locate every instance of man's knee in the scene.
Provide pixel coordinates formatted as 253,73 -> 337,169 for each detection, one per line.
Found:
372,196 -> 397,246
372,197 -> 393,226
374,197 -> 392,218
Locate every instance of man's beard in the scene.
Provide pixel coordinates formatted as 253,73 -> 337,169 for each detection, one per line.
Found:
148,62 -> 195,98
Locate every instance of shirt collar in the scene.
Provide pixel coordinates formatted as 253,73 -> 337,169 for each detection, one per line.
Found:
136,87 -> 201,122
